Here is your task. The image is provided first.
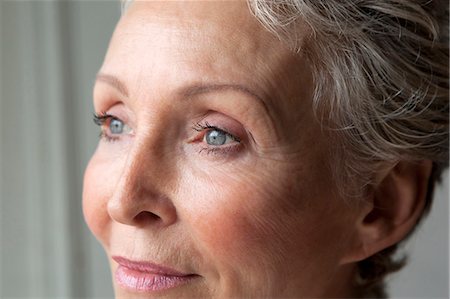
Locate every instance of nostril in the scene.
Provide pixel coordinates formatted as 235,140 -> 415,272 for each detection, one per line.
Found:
134,211 -> 162,225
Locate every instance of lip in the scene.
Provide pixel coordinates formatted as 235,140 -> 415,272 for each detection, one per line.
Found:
112,256 -> 198,292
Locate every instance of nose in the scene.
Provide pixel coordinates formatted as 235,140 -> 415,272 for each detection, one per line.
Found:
107,140 -> 178,227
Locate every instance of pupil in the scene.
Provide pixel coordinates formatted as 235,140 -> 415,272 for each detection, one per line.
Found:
206,130 -> 226,146
110,119 -> 123,134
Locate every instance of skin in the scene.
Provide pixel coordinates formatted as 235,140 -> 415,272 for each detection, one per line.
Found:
83,1 -> 430,298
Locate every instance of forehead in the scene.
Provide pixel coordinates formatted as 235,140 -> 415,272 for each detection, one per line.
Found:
117,1 -> 273,51
110,2 -> 305,78
102,1 -> 313,129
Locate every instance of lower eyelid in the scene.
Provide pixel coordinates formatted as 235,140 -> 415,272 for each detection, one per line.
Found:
99,131 -> 119,143
199,146 -> 240,156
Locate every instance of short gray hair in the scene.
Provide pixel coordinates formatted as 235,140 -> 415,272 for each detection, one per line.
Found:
120,0 -> 449,297
248,0 -> 448,191
249,1 -> 448,297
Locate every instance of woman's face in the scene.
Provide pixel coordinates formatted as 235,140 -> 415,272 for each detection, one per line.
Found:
83,1 -> 361,298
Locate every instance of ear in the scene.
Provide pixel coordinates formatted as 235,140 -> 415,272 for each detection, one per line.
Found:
340,160 -> 433,264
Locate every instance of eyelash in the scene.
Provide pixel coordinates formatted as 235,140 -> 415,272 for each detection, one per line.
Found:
93,112 -> 121,142
93,113 -> 243,156
192,122 -> 242,156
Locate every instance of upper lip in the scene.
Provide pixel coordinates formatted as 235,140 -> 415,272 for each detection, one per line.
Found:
112,256 -> 193,277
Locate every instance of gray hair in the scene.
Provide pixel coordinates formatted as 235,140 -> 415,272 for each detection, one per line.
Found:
247,1 -> 448,296
120,0 -> 449,297
248,0 -> 448,190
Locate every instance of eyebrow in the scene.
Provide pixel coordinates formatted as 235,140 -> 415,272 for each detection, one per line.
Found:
95,72 -> 269,111
179,83 -> 267,107
96,73 -> 129,97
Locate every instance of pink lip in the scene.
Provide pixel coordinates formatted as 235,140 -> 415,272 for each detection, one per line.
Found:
112,256 -> 198,292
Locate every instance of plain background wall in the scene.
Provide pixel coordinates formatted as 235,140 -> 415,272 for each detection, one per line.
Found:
0,1 -> 448,298
1,1 -> 118,297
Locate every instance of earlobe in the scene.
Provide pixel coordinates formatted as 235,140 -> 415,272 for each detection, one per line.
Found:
340,160 -> 433,264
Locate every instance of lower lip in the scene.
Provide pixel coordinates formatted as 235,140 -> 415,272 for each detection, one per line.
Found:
115,265 -> 195,292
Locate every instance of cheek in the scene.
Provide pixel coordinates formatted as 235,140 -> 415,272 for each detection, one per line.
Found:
183,161 -> 351,282
82,155 -> 113,248
184,166 -> 302,267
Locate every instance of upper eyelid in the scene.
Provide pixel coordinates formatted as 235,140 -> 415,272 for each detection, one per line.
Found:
193,122 -> 234,134
192,122 -> 241,143
192,121 -> 222,132
93,113 -> 131,133
94,114 -> 241,144
93,112 -> 117,125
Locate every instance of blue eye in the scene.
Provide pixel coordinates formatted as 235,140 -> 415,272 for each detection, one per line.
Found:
110,118 -> 124,134
202,127 -> 240,148
205,129 -> 227,146
93,113 -> 132,142
193,124 -> 242,156
193,122 -> 240,149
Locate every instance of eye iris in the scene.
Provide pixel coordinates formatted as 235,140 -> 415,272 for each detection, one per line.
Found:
110,119 -> 124,134
205,129 -> 226,146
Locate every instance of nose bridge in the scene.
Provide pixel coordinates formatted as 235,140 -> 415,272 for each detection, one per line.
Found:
126,132 -> 166,182
107,131 -> 177,227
